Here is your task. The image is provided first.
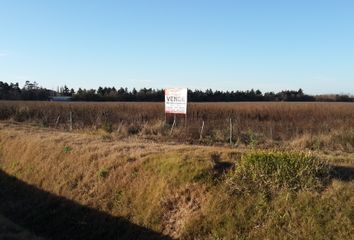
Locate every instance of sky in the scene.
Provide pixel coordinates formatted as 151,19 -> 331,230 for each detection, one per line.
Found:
0,0 -> 353,94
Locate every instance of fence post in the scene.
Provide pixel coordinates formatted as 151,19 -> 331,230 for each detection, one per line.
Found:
199,120 -> 205,140
229,118 -> 232,145
69,111 -> 73,131
170,114 -> 176,135
55,115 -> 60,128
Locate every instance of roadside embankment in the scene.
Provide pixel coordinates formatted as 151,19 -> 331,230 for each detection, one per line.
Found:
0,122 -> 353,239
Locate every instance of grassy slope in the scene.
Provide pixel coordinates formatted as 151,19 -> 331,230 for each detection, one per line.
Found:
0,122 -> 353,239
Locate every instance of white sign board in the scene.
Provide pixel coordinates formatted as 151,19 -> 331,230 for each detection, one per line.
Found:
165,88 -> 188,114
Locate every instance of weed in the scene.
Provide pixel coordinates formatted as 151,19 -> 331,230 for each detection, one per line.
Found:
248,129 -> 258,147
63,146 -> 72,153
10,161 -> 19,170
131,169 -> 139,178
98,168 -> 109,179
114,190 -> 124,207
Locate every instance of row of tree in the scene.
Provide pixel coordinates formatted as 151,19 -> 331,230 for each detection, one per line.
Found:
0,81 -> 54,100
0,81 -> 353,102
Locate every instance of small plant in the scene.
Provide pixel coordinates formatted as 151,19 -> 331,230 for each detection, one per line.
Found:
240,130 -> 261,147
10,161 -> 19,170
131,169 -> 139,178
114,190 -> 124,207
63,146 -> 72,153
98,168 -> 109,179
248,130 -> 258,148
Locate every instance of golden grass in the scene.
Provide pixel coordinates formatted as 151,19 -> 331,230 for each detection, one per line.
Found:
0,122 -> 353,239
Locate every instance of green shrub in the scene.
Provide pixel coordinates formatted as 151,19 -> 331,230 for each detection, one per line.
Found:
63,146 -> 72,153
227,151 -> 329,194
98,168 -> 109,179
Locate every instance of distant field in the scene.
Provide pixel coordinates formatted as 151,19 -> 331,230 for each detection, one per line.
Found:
0,101 -> 353,149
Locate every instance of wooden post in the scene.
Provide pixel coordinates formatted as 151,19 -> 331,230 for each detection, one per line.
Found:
117,121 -> 123,133
69,111 -> 73,131
199,120 -> 205,140
170,114 -> 176,135
55,115 -> 60,128
229,118 -> 232,145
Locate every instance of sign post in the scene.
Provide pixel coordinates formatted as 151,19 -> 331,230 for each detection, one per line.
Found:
164,88 -> 188,127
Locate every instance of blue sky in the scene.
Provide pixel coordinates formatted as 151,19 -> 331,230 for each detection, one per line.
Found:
0,0 -> 353,94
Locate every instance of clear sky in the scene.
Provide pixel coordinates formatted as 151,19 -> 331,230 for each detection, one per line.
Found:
0,0 -> 353,94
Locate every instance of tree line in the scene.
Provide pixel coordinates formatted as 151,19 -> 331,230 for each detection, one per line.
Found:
0,81 -> 353,102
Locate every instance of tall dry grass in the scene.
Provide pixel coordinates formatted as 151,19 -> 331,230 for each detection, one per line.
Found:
0,101 -> 353,146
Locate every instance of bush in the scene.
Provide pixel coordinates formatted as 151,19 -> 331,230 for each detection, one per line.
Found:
227,151 -> 330,194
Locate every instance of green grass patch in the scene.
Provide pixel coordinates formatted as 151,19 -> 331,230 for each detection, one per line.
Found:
142,152 -> 211,187
63,146 -> 72,153
227,151 -> 330,194
97,168 -> 109,179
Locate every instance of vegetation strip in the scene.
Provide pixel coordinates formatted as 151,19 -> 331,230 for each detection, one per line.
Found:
0,123 -> 353,239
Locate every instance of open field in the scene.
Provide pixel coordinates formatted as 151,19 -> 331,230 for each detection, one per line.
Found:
0,102 -> 353,239
2,0 -> 354,239
0,120 -> 353,239
0,101 -> 353,149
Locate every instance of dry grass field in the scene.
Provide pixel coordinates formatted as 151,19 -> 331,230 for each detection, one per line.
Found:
0,101 -> 353,239
0,101 -> 353,148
